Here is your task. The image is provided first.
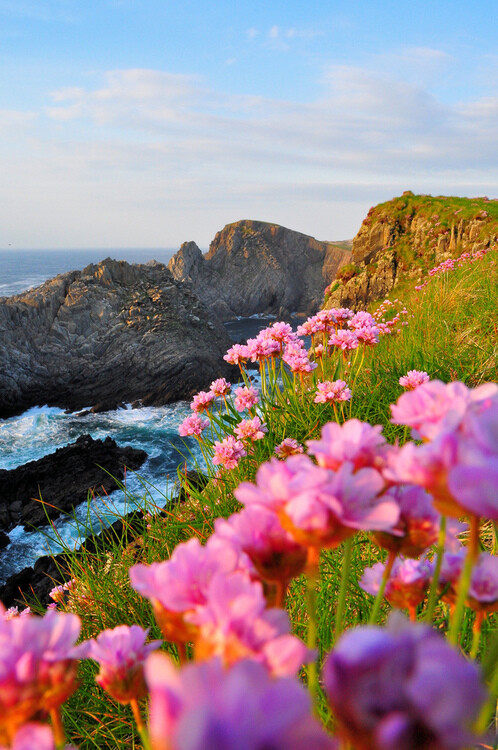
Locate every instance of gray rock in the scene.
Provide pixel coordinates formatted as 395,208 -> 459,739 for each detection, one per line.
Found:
168,221 -> 352,321
0,258 -> 234,418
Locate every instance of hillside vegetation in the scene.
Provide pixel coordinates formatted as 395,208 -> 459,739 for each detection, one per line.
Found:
2,209 -> 497,750
326,192 -> 498,310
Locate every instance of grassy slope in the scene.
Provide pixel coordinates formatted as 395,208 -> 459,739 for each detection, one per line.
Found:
53,238 -> 497,748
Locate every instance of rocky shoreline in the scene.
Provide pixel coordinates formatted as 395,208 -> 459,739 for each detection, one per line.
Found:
0,434 -> 147,533
0,257 -> 234,419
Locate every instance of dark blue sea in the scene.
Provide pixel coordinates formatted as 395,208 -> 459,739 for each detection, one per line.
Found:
0,249 -> 271,583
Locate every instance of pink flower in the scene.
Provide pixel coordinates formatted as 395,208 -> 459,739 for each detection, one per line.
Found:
329,307 -> 354,323
0,723 -> 58,750
372,485 -> 440,558
398,370 -> 430,390
234,416 -> 268,442
129,536 -> 245,643
235,456 -> 399,549
187,572 -> 309,676
83,624 -> 161,703
212,436 -> 247,469
224,344 -> 250,366
190,390 -> 215,413
234,385 -> 259,412
390,380 -> 497,441
282,343 -> 317,374
210,377 -> 231,397
3,607 -> 19,621
329,329 -> 359,351
268,321 -> 297,344
348,311 -> 376,329
314,380 -> 352,404
307,419 -> 387,471
213,506 -> 307,587
0,609 -> 83,740
274,438 -> 304,458
178,413 -> 209,437
145,656 -> 337,750
360,557 -> 432,612
354,326 -> 380,346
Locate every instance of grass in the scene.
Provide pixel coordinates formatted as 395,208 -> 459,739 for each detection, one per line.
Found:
19,244 -> 498,749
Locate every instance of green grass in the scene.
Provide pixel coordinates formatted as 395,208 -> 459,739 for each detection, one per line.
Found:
34,244 -> 497,749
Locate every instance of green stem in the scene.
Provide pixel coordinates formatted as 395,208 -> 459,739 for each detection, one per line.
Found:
424,515 -> 447,623
130,698 -> 153,750
476,662 -> 498,735
305,547 -> 320,710
448,515 -> 480,646
335,537 -> 354,638
470,611 -> 485,660
369,550 -> 397,625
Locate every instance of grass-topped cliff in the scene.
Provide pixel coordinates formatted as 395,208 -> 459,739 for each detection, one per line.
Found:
5,236 -> 496,749
325,192 -> 498,310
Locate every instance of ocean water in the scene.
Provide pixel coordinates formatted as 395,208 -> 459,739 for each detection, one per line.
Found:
0,248 -> 179,299
0,249 -> 272,584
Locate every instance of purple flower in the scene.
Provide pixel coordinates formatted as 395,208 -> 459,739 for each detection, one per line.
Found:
145,655 -> 337,750
323,614 -> 487,750
372,485 -> 440,558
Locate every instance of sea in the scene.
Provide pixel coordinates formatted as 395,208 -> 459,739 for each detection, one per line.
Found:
0,249 -> 272,584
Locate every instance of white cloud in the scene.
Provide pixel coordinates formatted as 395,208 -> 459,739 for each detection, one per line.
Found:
2,60 -> 498,247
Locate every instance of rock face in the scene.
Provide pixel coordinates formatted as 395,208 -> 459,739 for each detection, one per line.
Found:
0,434 -> 147,532
325,193 -> 498,310
168,221 -> 352,320
0,258 -> 234,418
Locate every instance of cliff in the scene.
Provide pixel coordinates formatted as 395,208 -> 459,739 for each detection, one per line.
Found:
0,258 -> 234,418
325,192 -> 498,310
168,220 -> 352,320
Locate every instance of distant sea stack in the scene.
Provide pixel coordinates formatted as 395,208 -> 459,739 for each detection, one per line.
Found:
0,258 -> 234,418
325,192 -> 498,310
168,220 -> 352,320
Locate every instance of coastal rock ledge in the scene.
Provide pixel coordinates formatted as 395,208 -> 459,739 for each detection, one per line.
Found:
168,220 -> 352,320
0,258 -> 234,418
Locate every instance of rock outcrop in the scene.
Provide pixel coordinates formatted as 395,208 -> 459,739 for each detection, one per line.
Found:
0,434 -> 147,532
325,192 -> 498,310
0,258 -> 234,418
168,221 -> 352,320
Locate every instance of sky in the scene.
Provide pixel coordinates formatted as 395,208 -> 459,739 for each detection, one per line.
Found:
1,0 -> 497,250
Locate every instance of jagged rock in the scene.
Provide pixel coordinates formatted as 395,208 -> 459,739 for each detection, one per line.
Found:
326,193 -> 498,310
168,221 -> 352,320
0,258 -> 235,418
0,434 -> 147,532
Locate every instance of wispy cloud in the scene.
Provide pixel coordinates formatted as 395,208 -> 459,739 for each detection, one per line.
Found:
3,54 -> 498,247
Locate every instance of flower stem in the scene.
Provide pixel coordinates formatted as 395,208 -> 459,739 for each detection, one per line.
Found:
305,546 -> 320,709
470,610 -> 485,660
424,515 -> 447,623
449,514 -> 480,646
130,699 -> 153,750
49,708 -> 66,750
335,537 -> 353,638
369,550 -> 397,625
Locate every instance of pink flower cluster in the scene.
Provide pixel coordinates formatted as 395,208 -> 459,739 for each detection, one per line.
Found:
415,246 -> 493,291
130,534 -> 308,676
212,436 -> 246,470
388,379 -> 498,519
398,370 -> 430,390
314,380 -> 352,404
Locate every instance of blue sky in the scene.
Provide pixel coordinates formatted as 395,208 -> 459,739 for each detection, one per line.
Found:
1,0 -> 497,249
